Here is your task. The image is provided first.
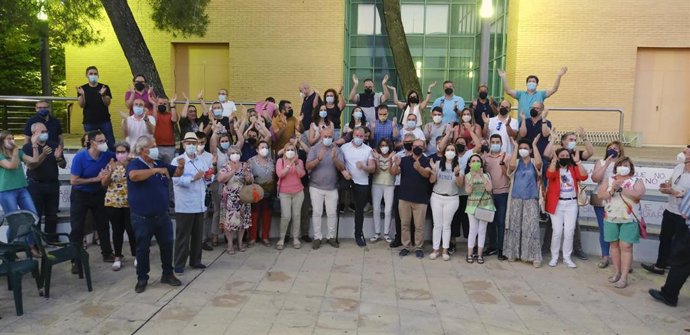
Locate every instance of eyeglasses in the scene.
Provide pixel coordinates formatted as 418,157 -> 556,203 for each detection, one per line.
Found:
115,151 -> 128,154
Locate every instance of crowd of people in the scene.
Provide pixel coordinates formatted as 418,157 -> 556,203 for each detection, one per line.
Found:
1,65 -> 689,303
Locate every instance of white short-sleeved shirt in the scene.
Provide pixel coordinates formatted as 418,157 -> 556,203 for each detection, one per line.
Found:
400,127 -> 426,142
125,115 -> 156,149
221,101 -> 237,118
341,142 -> 373,186
488,117 -> 518,153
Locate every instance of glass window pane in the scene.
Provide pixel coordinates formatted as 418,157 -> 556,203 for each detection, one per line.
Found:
425,5 -> 449,34
401,4 -> 425,34
357,4 -> 382,35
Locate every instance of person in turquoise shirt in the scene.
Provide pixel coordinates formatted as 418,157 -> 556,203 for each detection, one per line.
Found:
498,67 -> 568,120
431,81 -> 465,124
0,130 -> 48,215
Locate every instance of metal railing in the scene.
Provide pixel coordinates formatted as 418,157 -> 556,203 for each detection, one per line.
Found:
0,96 -> 73,134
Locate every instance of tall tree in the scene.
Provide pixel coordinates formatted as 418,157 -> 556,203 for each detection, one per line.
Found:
381,0 -> 420,96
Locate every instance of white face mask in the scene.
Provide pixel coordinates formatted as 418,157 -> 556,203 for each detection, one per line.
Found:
185,144 -> 196,155
432,115 -> 442,124
285,150 -> 296,159
445,151 -> 456,160
197,144 -> 205,153
518,149 -> 530,158
677,152 -> 686,162
380,146 -> 390,154
617,166 -> 631,176
406,120 -> 416,129
229,153 -> 241,162
462,115 -> 472,123
218,94 -> 227,102
325,96 -> 335,104
97,142 -> 108,152
258,148 -> 269,157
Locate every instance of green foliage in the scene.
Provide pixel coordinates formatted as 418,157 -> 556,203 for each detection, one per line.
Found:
149,0 -> 210,37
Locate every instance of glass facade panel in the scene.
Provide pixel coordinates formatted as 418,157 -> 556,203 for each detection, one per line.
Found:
401,5 -> 425,34
425,5 -> 449,34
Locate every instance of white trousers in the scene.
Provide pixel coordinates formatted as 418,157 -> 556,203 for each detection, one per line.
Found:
467,214 -> 488,249
309,187 -> 339,240
430,193 -> 460,250
549,199 -> 578,261
371,184 -> 394,235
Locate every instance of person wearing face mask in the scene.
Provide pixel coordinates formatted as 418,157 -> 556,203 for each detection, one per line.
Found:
179,94 -> 201,134
217,146 -> 253,254
255,97 -> 277,122
388,133 -> 416,248
24,100 -> 64,150
471,84 -> 498,129
200,100 -> 231,143
498,67 -> 568,120
274,143 -> 307,250
545,148 -> 588,268
247,141 -> 276,247
123,98 -> 156,154
597,157 -> 645,288
102,142 -> 136,271
272,100 -> 300,152
448,138 -> 475,254
431,80 -> 465,124
398,114 -> 426,150
299,82 -> 322,132
306,128 -> 346,249
337,107 -> 369,146
204,132 -> 233,250
341,128 -> 376,247
463,154 -> 494,264
642,145 -> 690,276
127,135 -> 185,293
70,130 -> 117,267
518,102 -> 552,158
482,100 -> 518,154
23,123 -> 65,245
77,66 -> 115,150
313,88 -> 346,138
152,97 -> 178,164
481,134 -> 511,260
454,107 -> 482,150
423,107 -> 448,156
391,139 -> 433,258
370,105 -> 400,148
349,74 -> 390,123
428,143 -> 464,261
171,132 -> 213,275
504,137 -> 543,267
125,74 -> 156,115
369,138 -> 396,243
309,104 -> 335,146
216,88 -> 237,119
389,82 -> 436,128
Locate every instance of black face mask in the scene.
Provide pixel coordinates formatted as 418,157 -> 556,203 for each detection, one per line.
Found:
403,143 -> 413,151
559,158 -> 572,167
530,108 -> 539,118
364,88 -> 373,95
286,109 -> 294,118
134,82 -> 145,91
480,145 -> 490,153
408,97 -> 419,104
247,138 -> 257,146
412,147 -> 423,156
456,144 -> 466,153
478,91 -> 488,99
499,107 -> 509,116
444,88 -> 453,95
157,105 -> 167,113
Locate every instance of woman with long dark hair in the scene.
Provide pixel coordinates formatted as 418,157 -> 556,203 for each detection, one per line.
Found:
370,138 -> 396,243
464,154 -> 494,264
429,143 -> 463,261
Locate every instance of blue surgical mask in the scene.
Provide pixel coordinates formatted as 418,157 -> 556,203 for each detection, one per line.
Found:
213,109 -> 222,117
527,82 -> 537,91
406,120 -> 416,129
148,147 -> 159,160
353,111 -> 362,119
38,108 -> 49,118
220,142 -> 230,150
490,144 -> 501,153
353,137 -> 363,146
88,75 -> 98,84
322,138 -> 333,146
38,133 -> 49,142
566,141 -> 577,151
185,144 -> 196,155
133,106 -> 144,116
319,110 -> 328,118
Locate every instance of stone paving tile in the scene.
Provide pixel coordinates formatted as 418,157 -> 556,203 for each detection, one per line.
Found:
4,240 -> 690,334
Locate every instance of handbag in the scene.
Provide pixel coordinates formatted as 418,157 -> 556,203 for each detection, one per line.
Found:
619,193 -> 648,239
589,192 -> 604,207
239,183 -> 264,204
474,186 -> 496,222
577,183 -> 590,207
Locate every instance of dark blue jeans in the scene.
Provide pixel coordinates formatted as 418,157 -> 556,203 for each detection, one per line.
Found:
488,193 -> 509,251
27,180 -> 60,240
83,121 -> 116,151
131,211 -> 174,281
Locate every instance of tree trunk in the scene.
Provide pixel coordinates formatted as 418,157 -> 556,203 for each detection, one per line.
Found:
101,0 -> 167,98
381,0 -> 420,97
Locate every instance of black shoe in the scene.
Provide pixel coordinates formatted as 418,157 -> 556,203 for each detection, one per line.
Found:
497,251 -> 508,261
102,254 -> 116,263
389,240 -> 402,248
190,263 -> 207,269
485,248 -> 497,256
327,238 -> 339,248
135,280 -> 148,293
161,274 -> 182,286
71,262 -> 79,274
312,239 -> 321,250
399,249 -> 410,257
202,241 -> 213,251
649,289 -> 677,307
448,243 -> 456,255
573,250 -> 588,260
641,263 -> 666,275
355,235 -> 366,247
415,250 -> 424,259
301,235 -> 313,243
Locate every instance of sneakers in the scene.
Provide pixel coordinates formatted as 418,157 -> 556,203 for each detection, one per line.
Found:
276,242 -> 285,250
355,235 -> 366,247
293,239 -> 302,249
389,240 -> 402,248
370,234 -> 380,242
399,249 -> 410,257
564,259 -> 577,268
160,274 -> 182,286
312,239 -> 322,250
573,249 -> 588,260
384,234 -> 392,243
448,243 -> 456,255
429,251 -> 439,260
415,250 -> 424,259
442,253 -> 450,261
327,238 -> 340,248
112,258 -> 122,271
548,258 -> 558,267
364,203 -> 373,213
135,280 -> 147,293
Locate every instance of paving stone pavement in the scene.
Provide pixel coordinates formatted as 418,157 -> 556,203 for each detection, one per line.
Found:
1,240 -> 690,335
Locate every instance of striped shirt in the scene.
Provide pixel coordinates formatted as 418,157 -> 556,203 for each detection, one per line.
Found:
680,190 -> 690,226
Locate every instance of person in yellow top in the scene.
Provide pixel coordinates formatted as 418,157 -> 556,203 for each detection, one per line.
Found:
102,142 -> 136,271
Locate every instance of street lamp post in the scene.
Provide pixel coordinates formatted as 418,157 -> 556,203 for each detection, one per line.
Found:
38,5 -> 51,97
479,0 -> 494,85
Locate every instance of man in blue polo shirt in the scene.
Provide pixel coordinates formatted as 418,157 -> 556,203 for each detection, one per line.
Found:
23,100 -> 64,149
127,135 -> 184,293
69,130 -> 115,268
498,67 -> 567,120
431,81 -> 465,124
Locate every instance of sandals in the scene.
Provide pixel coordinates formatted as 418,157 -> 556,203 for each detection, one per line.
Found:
226,247 -> 235,255
597,258 -> 610,269
608,273 -> 621,283
466,255 -> 475,263
613,278 -> 627,289
239,244 -> 246,252
261,239 -> 272,247
477,256 -> 485,264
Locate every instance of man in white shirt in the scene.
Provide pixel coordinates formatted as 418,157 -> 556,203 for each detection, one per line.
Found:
341,127 -> 376,247
483,100 -> 518,153
171,132 -> 214,275
218,88 -> 237,119
123,98 -> 156,153
399,114 -> 426,150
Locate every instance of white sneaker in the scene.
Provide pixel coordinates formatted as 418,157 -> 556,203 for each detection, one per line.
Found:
442,253 -> 450,261
112,260 -> 122,271
384,234 -> 392,243
370,234 -> 380,242
548,258 -> 558,267
564,259 -> 577,268
429,251 -> 438,260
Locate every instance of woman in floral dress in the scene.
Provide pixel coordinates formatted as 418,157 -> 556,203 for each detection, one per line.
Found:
217,145 -> 253,254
